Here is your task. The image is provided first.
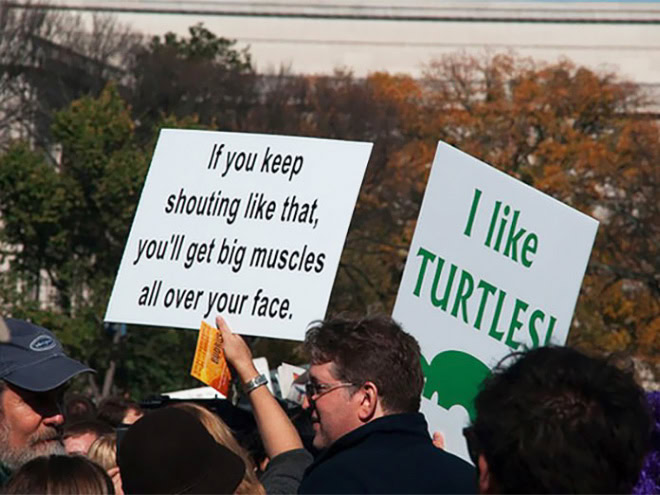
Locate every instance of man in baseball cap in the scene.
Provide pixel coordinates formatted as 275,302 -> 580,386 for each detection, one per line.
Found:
0,317 -> 93,482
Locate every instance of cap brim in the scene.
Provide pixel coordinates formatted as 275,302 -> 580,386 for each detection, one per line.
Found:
3,354 -> 94,392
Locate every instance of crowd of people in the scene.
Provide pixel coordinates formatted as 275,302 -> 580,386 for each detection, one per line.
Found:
0,315 -> 657,494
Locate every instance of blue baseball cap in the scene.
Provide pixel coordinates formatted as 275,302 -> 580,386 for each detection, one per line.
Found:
0,318 -> 93,392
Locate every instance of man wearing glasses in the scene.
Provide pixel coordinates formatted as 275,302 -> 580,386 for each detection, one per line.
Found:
298,315 -> 475,494
0,318 -> 93,485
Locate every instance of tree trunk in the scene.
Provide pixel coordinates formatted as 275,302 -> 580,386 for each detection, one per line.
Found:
101,329 -> 122,398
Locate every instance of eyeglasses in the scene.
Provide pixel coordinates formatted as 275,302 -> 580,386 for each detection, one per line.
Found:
304,381 -> 355,401
463,426 -> 481,466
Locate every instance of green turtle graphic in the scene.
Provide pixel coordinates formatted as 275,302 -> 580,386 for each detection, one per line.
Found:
421,351 -> 490,422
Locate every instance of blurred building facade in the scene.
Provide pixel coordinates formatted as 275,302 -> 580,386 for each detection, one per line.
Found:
27,1 -> 660,88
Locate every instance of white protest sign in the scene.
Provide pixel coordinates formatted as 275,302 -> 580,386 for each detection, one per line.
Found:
392,141 -> 598,461
105,129 -> 372,340
277,362 -> 307,403
164,386 -> 225,399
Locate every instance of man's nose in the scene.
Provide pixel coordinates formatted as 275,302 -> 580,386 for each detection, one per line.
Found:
302,394 -> 312,410
41,394 -> 65,427
43,410 -> 65,427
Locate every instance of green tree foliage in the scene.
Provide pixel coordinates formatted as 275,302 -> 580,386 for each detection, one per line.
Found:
0,84 -> 143,311
129,23 -> 255,135
0,84 -> 199,398
151,23 -> 252,69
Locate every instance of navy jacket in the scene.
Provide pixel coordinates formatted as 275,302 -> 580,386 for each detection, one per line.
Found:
298,413 -> 476,494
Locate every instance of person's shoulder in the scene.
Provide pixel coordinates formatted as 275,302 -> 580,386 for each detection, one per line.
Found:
299,446 -> 476,495
261,448 -> 314,495
380,433 -> 475,493
298,450 -> 366,494
298,463 -> 364,494
425,448 -> 476,493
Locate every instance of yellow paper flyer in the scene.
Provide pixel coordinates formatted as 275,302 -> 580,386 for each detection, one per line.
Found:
191,321 -> 232,396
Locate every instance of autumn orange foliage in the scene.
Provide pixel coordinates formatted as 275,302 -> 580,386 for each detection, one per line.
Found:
323,53 -> 658,380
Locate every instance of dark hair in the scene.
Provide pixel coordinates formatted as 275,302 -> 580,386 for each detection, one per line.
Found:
63,419 -> 114,439
633,391 -> 660,494
97,397 -> 142,427
0,380 -> 5,416
118,407 -> 245,494
304,315 -> 423,414
64,393 -> 97,422
5,454 -> 114,494
472,346 -> 652,494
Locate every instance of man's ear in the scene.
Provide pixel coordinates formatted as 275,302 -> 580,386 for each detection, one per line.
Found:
478,454 -> 494,494
356,381 -> 380,422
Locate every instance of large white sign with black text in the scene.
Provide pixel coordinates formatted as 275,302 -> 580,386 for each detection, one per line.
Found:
106,129 -> 372,340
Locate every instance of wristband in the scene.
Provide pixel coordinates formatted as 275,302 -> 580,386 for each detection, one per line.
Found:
244,373 -> 268,394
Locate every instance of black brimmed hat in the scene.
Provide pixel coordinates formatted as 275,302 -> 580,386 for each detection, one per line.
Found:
0,318 -> 93,391
118,407 -> 246,494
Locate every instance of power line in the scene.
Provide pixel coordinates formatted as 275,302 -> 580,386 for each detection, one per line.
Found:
7,2 -> 660,24
239,37 -> 660,52
38,0 -> 660,17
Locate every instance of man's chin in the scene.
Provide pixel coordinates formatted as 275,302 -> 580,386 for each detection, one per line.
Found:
0,442 -> 61,471
33,439 -> 65,457
4,439 -> 66,468
312,431 -> 329,450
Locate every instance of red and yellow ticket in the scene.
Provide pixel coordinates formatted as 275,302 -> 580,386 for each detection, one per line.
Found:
190,321 -> 232,396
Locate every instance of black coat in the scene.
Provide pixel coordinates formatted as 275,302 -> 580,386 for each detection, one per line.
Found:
298,413 -> 476,494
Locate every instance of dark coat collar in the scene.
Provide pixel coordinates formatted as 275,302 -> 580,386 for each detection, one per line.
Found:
311,412 -> 429,467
